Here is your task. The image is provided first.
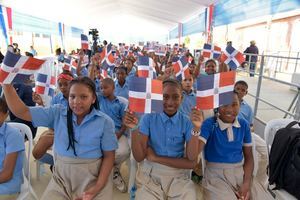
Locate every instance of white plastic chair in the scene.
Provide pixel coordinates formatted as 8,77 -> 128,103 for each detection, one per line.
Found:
264,118 -> 298,200
117,96 -> 137,193
8,122 -> 38,200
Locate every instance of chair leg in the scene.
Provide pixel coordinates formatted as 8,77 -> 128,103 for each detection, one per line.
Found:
36,161 -> 40,181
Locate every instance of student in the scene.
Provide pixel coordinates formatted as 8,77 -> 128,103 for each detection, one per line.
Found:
3,76 -> 118,200
124,57 -> 136,80
114,66 -> 129,99
0,97 -> 25,199
234,81 -> 253,126
199,92 -> 272,199
98,78 -> 130,193
179,75 -> 196,117
234,80 -> 269,188
123,79 -> 203,200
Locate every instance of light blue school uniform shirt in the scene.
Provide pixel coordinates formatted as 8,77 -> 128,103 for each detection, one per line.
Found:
29,105 -> 118,158
200,117 -> 252,164
51,92 -> 68,107
126,67 -> 137,81
97,95 -> 126,131
0,123 -> 24,194
238,100 -> 254,125
114,80 -> 129,99
139,112 -> 193,158
179,90 -> 196,117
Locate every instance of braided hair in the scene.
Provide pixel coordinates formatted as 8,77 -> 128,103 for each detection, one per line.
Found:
66,76 -> 99,156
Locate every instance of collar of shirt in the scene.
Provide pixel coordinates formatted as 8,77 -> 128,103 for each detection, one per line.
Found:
62,107 -> 102,124
160,111 -> 179,124
115,80 -> 128,88
183,90 -> 195,96
102,95 -> 119,103
217,117 -> 240,142
59,92 -> 67,101
0,122 -> 6,135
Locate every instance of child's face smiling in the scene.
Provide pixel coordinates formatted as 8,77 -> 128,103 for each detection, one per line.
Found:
218,94 -> 240,123
163,84 -> 182,116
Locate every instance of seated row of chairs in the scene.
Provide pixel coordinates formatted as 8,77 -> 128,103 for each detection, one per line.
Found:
9,117 -> 298,199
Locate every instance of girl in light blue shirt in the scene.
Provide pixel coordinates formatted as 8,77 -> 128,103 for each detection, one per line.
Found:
3,76 -> 118,200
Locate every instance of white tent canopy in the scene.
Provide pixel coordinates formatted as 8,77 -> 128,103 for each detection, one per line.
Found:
2,0 -> 215,43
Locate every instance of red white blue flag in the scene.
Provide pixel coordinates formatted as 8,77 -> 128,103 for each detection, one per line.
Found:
100,69 -> 109,79
128,77 -> 163,113
35,57 -> 57,97
202,43 -> 221,59
63,56 -> 77,75
221,46 -> 245,70
196,71 -> 236,110
0,51 -> 45,84
35,73 -> 56,97
205,4 -> 214,43
173,56 -> 190,81
137,56 -> 156,79
100,44 -> 115,70
0,5 -> 13,45
81,34 -> 89,50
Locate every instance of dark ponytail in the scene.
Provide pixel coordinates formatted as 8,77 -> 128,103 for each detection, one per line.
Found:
66,76 -> 99,156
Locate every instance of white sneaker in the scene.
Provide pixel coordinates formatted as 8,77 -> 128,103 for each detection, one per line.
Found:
113,168 -> 127,193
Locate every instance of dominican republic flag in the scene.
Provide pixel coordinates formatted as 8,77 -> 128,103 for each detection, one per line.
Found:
173,56 -> 190,81
128,77 -> 163,113
0,5 -> 13,45
0,51 -> 45,84
35,73 -> 56,97
154,45 -> 167,56
63,56 -> 77,75
137,56 -> 156,79
100,69 -> 109,79
81,34 -> 89,50
100,44 -> 115,70
202,43 -> 221,59
220,46 -> 245,70
196,71 -> 236,110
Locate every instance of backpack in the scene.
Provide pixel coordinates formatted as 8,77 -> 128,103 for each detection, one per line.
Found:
268,121 -> 300,199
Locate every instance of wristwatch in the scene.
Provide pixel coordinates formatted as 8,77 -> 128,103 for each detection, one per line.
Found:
191,129 -> 201,137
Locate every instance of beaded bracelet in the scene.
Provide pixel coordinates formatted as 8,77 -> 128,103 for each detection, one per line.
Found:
130,124 -> 139,132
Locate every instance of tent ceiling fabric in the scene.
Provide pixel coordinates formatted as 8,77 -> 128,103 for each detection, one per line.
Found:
2,0 -> 215,29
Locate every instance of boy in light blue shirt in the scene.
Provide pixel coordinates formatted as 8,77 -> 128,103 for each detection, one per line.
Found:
0,97 -> 24,197
99,78 -> 130,193
179,75 -> 196,117
234,80 -> 254,126
114,66 -> 129,99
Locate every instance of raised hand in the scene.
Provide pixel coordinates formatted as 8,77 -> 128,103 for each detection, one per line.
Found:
123,110 -> 139,129
32,92 -> 44,106
190,107 -> 203,131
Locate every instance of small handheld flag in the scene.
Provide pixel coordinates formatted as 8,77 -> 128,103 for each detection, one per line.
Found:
137,56 -> 156,79
202,43 -> 221,59
0,51 -> 45,84
128,77 -> 163,113
172,56 -> 190,81
220,46 -> 245,70
81,34 -> 89,50
196,71 -> 236,110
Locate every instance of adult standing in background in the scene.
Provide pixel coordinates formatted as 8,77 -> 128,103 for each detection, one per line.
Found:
244,40 -> 259,77
29,46 -> 37,57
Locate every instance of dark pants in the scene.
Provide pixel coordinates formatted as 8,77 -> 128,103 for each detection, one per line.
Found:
250,62 -> 256,77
